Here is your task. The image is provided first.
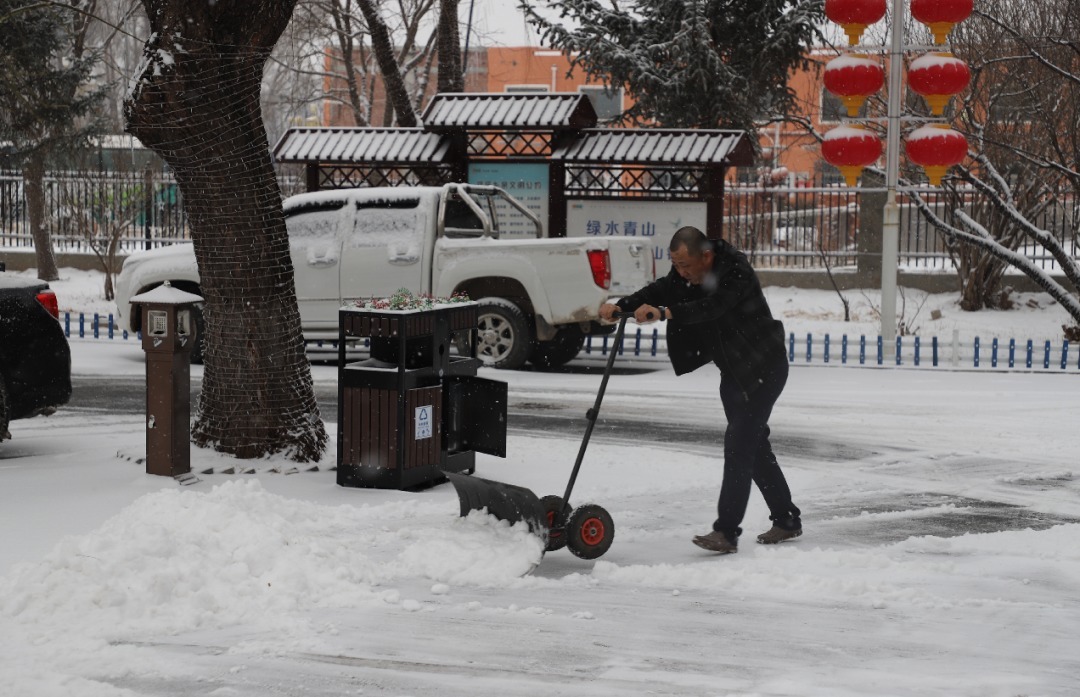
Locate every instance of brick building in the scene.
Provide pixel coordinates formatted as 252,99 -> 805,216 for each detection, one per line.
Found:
323,45 -> 871,184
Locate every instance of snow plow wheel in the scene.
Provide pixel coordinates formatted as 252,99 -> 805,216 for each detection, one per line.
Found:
566,504 -> 614,560
541,495 -> 571,552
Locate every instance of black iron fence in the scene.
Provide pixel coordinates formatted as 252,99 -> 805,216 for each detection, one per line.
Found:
1,167 -> 1075,271
0,169 -> 188,253
723,181 -> 860,269
721,174 -> 1077,271
894,185 -> 1078,271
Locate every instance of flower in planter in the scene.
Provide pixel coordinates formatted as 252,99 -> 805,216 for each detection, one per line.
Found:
354,288 -> 471,311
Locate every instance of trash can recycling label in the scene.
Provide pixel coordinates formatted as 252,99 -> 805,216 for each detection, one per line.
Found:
414,405 -> 433,440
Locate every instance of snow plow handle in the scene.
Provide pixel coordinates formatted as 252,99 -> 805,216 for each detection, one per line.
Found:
560,315 -> 633,509
611,310 -> 658,321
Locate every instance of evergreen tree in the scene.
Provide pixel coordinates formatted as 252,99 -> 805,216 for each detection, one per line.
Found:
520,0 -> 823,131
0,0 -> 103,280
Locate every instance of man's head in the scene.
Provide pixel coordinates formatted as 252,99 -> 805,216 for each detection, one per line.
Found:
669,226 -> 714,285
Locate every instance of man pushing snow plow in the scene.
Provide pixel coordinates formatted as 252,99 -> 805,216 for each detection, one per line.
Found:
448,226 -> 803,559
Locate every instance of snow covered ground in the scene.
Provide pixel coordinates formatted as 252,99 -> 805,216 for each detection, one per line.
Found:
1,269 -> 1078,696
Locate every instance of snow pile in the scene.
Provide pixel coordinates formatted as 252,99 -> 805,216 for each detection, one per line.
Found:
1,479 -> 541,640
0,479 -> 542,695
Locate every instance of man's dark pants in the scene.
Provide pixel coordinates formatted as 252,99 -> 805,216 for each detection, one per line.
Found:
712,359 -> 800,538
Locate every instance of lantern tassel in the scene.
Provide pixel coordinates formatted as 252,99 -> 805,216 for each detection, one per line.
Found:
838,165 -> 863,186
927,21 -> 954,44
924,94 -> 951,116
922,165 -> 949,185
842,94 -> 868,117
842,22 -> 867,46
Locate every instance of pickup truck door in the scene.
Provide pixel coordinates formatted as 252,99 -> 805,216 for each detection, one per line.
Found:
286,200 -> 349,332
339,198 -> 428,302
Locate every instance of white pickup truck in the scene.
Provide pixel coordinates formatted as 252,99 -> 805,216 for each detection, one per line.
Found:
115,184 -> 654,369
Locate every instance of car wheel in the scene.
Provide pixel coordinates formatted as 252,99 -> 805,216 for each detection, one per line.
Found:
529,328 -> 585,369
0,376 -> 10,441
468,298 -> 531,370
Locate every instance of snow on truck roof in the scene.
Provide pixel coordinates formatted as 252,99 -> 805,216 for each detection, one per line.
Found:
282,187 -> 441,213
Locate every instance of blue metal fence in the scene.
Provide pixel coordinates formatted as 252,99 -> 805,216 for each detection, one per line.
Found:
580,327 -> 1076,372
64,312 -> 1078,372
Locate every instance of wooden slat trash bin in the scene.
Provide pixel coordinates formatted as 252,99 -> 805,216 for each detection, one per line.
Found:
337,303 -> 507,489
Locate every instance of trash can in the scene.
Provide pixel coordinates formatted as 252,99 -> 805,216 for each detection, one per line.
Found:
337,303 -> 507,489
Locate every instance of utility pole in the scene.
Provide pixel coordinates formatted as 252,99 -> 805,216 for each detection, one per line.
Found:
824,0 -> 973,344
880,0 -> 904,344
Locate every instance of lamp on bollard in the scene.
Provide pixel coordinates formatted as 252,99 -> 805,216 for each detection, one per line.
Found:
129,281 -> 203,478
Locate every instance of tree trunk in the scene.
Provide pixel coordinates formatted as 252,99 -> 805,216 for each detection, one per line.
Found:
23,151 -> 60,282
437,0 -> 463,93
356,0 -> 418,127
125,0 -> 326,462
329,0 -> 370,127
958,252 -> 1008,310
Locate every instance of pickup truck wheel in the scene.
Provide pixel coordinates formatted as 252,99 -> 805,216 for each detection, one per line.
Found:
529,329 -> 585,370
471,298 -> 531,370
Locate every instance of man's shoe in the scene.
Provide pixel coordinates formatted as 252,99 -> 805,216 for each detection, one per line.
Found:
756,525 -> 802,545
692,530 -> 738,554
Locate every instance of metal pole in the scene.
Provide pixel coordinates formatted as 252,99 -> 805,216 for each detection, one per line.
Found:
461,0 -> 476,79
771,121 -> 780,238
881,0 -> 904,343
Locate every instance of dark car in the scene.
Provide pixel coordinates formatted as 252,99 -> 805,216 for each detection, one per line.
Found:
0,271 -> 72,440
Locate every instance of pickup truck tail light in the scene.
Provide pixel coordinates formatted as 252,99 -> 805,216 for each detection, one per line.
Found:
586,249 -> 611,290
36,290 -> 60,320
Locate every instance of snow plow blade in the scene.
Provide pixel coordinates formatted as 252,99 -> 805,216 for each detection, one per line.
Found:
445,472 -> 547,538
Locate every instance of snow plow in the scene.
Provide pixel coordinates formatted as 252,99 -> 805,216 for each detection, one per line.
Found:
446,314 -> 640,560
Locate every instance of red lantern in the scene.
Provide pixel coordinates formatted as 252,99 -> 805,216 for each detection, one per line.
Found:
910,0 -> 974,44
822,125 -> 883,185
908,53 -> 970,116
825,0 -> 887,45
824,55 -> 885,117
905,124 -> 967,184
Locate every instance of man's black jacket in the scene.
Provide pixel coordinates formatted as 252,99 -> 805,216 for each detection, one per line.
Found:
616,239 -> 787,396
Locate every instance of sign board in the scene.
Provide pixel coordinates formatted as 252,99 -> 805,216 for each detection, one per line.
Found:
468,162 -> 549,238
414,405 -> 433,440
566,199 -> 707,277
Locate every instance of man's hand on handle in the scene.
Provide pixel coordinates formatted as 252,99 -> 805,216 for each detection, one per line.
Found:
599,302 -> 667,323
634,304 -> 667,323
598,302 -> 620,321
